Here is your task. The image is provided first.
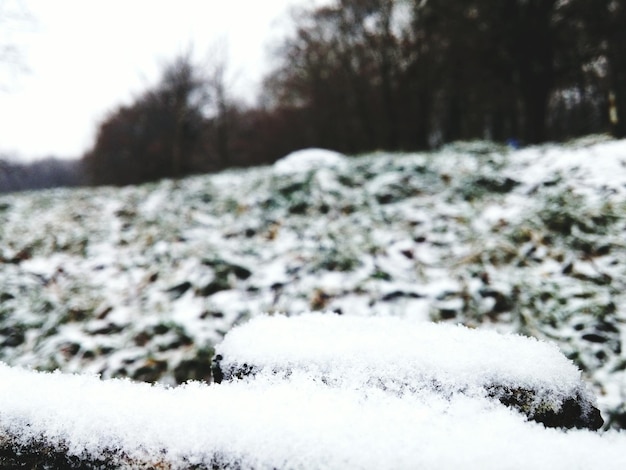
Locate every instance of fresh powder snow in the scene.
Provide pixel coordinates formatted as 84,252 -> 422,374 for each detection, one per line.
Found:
216,313 -> 587,400
0,313 -> 624,469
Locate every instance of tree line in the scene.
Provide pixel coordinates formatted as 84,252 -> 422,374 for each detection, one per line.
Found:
0,157 -> 84,194
83,0 -> 625,186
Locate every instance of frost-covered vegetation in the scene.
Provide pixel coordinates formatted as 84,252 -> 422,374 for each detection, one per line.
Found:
0,136 -> 625,430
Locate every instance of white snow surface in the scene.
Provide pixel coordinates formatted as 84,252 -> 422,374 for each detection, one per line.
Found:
0,314 -> 625,469
273,148 -> 348,174
217,314 -> 585,399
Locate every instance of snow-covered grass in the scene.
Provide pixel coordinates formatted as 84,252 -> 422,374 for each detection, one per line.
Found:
0,136 -> 625,432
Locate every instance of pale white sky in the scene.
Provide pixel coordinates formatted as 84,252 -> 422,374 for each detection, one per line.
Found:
0,0 -> 318,161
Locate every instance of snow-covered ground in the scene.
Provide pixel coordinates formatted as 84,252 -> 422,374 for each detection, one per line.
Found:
0,136 -> 625,432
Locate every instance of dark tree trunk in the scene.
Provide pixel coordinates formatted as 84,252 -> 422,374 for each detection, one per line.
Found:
611,86 -> 626,139
607,5 -> 626,138
520,80 -> 552,144
514,0 -> 557,144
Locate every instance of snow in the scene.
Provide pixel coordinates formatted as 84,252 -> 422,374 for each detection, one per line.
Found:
216,314 -> 586,400
514,138 -> 626,196
273,148 -> 348,174
0,314 -> 625,468
1,136 -> 626,463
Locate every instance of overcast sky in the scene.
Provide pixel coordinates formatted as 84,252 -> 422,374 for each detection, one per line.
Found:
0,0 -> 321,161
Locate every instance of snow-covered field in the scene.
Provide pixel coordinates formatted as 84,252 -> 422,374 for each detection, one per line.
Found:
0,135 -> 625,432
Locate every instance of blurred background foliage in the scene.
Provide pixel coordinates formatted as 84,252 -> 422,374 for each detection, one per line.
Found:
2,0 -> 626,188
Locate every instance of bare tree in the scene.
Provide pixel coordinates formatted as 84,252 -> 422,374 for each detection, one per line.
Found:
203,40 -> 235,169
155,50 -> 211,177
84,51 -> 211,185
83,45 -> 244,186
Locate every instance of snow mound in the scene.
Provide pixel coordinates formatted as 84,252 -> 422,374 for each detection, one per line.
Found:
273,148 -> 348,174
